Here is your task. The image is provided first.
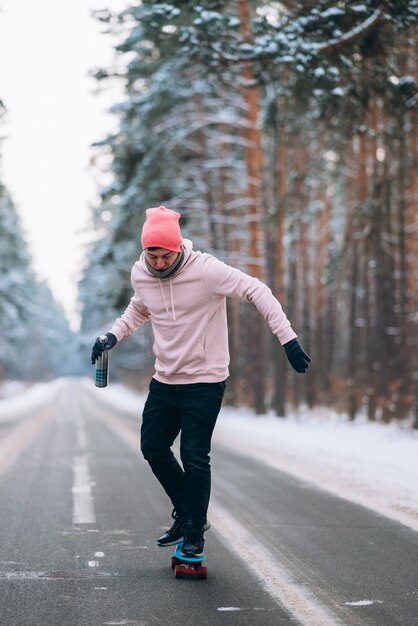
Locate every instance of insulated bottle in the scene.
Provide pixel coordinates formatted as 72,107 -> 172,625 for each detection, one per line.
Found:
95,335 -> 109,388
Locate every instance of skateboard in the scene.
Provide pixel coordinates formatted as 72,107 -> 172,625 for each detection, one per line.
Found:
171,542 -> 208,579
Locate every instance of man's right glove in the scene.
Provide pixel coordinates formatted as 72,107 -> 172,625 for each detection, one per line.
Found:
283,338 -> 311,374
91,332 -> 118,364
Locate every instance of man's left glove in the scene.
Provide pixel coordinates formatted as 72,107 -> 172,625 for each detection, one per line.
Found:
91,332 -> 118,364
283,338 -> 311,373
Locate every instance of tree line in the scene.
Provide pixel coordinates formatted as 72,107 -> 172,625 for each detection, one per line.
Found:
79,1 -> 418,424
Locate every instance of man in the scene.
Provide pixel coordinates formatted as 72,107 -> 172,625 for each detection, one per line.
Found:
91,205 -> 310,557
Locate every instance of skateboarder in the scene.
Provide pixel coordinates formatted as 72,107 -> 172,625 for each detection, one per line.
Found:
91,206 -> 310,556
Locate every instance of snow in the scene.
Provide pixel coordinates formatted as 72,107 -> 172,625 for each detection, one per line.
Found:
215,409 -> 418,532
0,380 -> 28,400
399,75 -> 416,86
320,8 -> 345,19
345,600 -> 382,606
351,5 -> 368,13
1,378 -> 418,533
0,379 -> 66,423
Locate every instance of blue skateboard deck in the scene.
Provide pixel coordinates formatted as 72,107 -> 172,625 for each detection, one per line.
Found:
172,542 -> 207,579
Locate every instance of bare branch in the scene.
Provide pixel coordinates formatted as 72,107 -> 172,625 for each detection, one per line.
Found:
316,3 -> 387,53
209,3 -> 387,66
210,42 -> 252,64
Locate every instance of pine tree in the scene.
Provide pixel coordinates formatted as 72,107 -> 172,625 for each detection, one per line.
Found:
0,182 -> 35,378
79,0 -> 418,420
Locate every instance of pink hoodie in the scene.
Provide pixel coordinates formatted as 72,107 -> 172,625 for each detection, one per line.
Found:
108,239 -> 297,384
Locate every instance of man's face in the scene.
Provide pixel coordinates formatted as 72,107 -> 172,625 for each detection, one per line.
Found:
145,248 -> 179,272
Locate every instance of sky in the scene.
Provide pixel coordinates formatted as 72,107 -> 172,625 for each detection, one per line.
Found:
0,0 -> 128,330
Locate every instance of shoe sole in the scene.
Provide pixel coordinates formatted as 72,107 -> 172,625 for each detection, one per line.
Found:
157,537 -> 184,547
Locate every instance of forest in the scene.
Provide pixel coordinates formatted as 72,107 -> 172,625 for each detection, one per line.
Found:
0,173 -> 79,381
1,1 -> 418,424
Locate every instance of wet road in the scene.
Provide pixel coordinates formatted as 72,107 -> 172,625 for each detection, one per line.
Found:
0,378 -> 417,626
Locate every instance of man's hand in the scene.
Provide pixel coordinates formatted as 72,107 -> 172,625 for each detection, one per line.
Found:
283,338 -> 311,373
91,332 -> 118,364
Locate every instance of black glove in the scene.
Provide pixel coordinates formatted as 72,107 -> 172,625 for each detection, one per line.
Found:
91,332 -> 118,364
283,338 -> 311,373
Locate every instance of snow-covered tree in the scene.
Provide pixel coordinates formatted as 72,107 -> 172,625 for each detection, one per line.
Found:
79,0 -> 418,420
0,176 -> 81,380
0,182 -> 34,378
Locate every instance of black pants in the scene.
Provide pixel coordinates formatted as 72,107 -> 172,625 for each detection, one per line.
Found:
140,378 -> 226,526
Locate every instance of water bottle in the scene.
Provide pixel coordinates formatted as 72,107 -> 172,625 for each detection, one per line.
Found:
95,335 -> 110,388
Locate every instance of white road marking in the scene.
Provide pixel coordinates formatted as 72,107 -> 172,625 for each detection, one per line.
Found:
72,405 -> 96,525
72,454 -> 96,525
210,499 -> 343,626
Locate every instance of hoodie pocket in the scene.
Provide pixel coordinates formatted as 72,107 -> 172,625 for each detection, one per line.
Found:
152,330 -> 205,374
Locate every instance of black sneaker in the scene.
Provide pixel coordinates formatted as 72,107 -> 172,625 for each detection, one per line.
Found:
157,510 -> 184,547
181,520 -> 205,557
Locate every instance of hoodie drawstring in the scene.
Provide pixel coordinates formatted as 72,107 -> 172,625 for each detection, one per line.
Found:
169,278 -> 176,321
159,278 -> 176,321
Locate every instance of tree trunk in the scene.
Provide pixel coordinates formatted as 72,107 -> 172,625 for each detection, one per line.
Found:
271,84 -> 288,416
315,191 -> 332,401
238,0 -> 266,414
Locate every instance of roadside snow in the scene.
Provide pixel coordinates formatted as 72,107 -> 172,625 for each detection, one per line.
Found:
0,380 -> 29,399
213,406 -> 418,533
0,379 -> 66,423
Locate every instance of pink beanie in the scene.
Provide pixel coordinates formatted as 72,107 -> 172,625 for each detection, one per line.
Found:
141,206 -> 182,252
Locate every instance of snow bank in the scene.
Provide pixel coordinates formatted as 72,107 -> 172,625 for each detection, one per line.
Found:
213,406 -> 418,532
0,380 -> 30,399
0,379 -> 67,423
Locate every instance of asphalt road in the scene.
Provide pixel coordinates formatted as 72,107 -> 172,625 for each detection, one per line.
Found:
0,378 -> 417,626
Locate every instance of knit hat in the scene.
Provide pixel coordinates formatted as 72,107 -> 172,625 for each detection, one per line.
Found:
141,206 -> 182,252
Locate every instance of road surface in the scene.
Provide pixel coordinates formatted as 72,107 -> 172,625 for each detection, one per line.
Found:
0,378 -> 417,626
